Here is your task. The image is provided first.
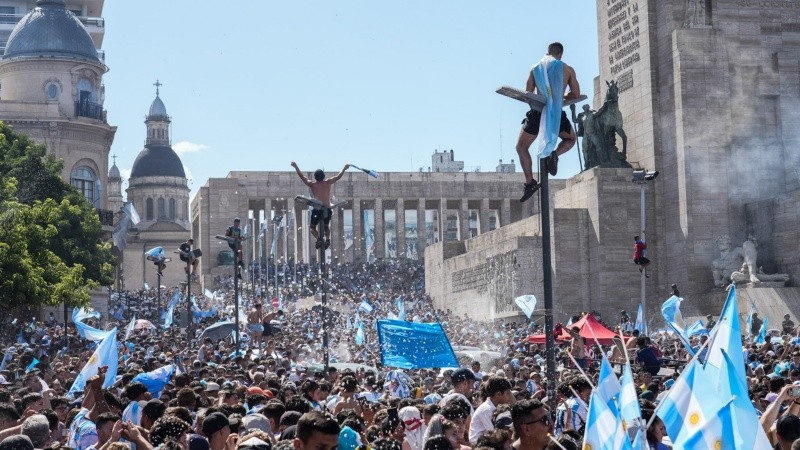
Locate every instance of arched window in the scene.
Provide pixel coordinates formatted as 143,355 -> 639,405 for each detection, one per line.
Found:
157,198 -> 166,219
169,198 -> 176,220
146,198 -> 154,220
70,166 -> 99,207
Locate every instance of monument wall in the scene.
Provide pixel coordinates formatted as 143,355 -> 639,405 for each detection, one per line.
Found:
595,0 -> 800,298
427,168 -> 651,322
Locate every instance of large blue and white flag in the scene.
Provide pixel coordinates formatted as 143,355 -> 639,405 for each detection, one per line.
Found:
596,355 -> 621,416
73,307 -> 101,322
619,362 -> 642,429
719,349 -> 772,449
359,299 -> 374,314
72,308 -> 114,342
377,320 -> 458,369
531,55 -> 564,158
755,316 -> 768,344
704,284 -> 745,382
634,302 -> 646,335
132,364 -> 174,397
657,359 -> 715,444
661,295 -> 695,355
582,386 -> 631,450
164,304 -> 175,329
678,398 -> 735,450
355,322 -> 365,346
686,320 -> 708,337
68,328 -> 118,397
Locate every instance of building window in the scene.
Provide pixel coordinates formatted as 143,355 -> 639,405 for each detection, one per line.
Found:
45,82 -> 59,100
169,198 -> 176,220
70,166 -> 98,207
157,197 -> 165,219
146,198 -> 154,220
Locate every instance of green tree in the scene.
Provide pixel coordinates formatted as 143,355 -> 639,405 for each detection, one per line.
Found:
0,122 -> 113,308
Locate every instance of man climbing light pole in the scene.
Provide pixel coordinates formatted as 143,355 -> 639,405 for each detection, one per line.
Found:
497,42 -> 584,414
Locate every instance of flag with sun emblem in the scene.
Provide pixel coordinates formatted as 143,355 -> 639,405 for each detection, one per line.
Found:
68,328 -> 118,397
582,387 -> 631,450
656,359 -> 711,443
679,398 -> 735,450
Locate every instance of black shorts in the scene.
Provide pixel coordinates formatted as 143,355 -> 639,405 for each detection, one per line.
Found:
634,257 -> 650,266
310,208 -> 332,227
522,110 -> 572,135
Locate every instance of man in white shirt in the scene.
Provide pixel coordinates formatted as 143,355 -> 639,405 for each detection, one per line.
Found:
469,377 -> 514,444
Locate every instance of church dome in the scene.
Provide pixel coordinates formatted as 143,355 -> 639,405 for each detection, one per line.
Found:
4,0 -> 98,62
148,95 -> 168,119
108,162 -> 121,180
130,145 -> 186,178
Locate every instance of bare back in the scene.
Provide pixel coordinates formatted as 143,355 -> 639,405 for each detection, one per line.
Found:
309,180 -> 335,207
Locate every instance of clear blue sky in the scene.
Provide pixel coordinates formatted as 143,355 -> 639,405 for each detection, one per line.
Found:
103,1 -> 599,197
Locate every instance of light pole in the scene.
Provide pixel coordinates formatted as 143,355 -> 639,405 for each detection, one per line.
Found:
538,159 -> 557,414
632,168 -> 659,332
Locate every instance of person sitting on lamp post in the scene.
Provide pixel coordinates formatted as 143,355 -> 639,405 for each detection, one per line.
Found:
225,218 -> 244,278
179,238 -> 199,277
145,246 -> 167,276
290,161 -> 350,250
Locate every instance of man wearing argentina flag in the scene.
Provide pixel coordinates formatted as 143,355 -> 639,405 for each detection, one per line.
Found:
516,42 -> 581,202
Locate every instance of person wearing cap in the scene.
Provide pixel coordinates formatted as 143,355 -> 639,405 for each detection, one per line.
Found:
205,382 -> 221,401
225,218 -> 245,278
202,412 -> 237,450
439,367 -> 477,422
293,411 -> 340,450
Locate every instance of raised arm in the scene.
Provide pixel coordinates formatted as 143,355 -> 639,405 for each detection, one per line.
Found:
328,164 -> 351,182
290,162 -> 313,187
526,71 -> 536,93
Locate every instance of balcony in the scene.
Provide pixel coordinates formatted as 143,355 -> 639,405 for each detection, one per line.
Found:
0,14 -> 104,27
97,208 -> 114,226
75,101 -> 105,121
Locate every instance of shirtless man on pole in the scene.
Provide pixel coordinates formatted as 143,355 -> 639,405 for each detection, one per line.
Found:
247,303 -> 264,350
290,161 -> 350,249
516,42 -> 581,202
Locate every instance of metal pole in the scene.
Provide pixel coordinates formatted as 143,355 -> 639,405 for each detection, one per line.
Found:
274,220 -> 279,300
157,272 -> 162,324
319,219 -> 329,370
640,183 -> 646,330
539,158 -> 557,414
187,267 -> 192,338
283,209 -> 288,295
233,238 -> 240,354
63,302 -> 68,350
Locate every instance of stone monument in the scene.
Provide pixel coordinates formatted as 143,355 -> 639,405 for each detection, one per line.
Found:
576,80 -> 631,170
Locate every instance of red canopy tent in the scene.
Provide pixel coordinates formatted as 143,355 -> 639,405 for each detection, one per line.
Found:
527,314 -> 619,345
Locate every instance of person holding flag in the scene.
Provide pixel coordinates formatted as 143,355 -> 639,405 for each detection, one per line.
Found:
514,42 -> 580,202
290,161 -> 350,249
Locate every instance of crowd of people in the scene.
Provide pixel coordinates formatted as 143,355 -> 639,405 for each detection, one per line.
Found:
0,259 -> 798,450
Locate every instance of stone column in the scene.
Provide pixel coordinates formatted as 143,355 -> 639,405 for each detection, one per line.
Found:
352,200 -> 364,263
501,198 -> 512,227
335,206 -> 345,264
395,199 -> 406,258
293,206 -> 302,265
439,198 -> 447,242
417,199 -> 426,258
374,198 -> 385,259
330,206 -> 343,263
459,199 -> 470,240
263,198 -> 273,262
479,198 -> 490,235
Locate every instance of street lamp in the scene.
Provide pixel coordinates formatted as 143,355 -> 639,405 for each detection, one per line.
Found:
632,169 -> 658,332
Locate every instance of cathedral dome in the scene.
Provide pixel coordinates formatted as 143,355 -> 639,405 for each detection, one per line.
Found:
148,95 -> 168,119
130,145 -> 186,178
4,0 -> 99,62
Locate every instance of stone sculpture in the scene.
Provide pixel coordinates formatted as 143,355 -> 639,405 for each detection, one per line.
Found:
577,80 -> 630,170
714,235 -> 790,286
